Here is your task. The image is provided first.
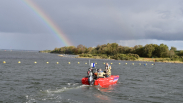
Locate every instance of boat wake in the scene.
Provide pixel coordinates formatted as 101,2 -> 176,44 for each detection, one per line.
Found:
25,82 -> 120,103
25,82 -> 86,103
45,84 -> 88,94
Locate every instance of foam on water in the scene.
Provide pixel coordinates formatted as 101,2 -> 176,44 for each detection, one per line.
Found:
25,83 -> 89,103
46,85 -> 86,94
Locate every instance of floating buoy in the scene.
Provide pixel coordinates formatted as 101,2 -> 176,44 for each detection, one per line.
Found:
152,64 -> 154,65
68,62 -> 70,64
111,63 -> 113,64
34,61 -> 37,64
46,62 -> 49,64
78,62 -> 80,64
18,61 -> 21,63
85,63 -> 87,64
3,61 -> 6,64
103,62 -> 105,64
95,63 -> 97,64
132,63 -> 134,65
119,63 -> 121,64
125,63 -> 127,65
56,62 -> 59,64
139,63 -> 141,65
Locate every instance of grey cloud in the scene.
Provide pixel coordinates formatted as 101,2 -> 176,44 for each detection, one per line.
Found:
1,0 -> 183,49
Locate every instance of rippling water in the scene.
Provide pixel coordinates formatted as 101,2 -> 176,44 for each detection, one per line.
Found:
0,51 -> 183,103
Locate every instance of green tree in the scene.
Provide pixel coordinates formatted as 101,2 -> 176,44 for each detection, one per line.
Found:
118,46 -> 125,54
152,44 -> 159,57
85,47 -> 93,54
157,44 -> 169,58
169,50 -> 175,58
123,46 -> 131,54
170,46 -> 177,51
133,45 -> 143,56
178,50 -> 183,56
77,44 -> 87,54
111,43 -> 118,55
143,44 -> 155,57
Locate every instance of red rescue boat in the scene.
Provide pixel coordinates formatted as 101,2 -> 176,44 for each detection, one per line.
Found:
81,75 -> 119,87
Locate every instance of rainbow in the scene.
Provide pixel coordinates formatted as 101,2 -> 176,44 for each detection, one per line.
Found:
22,0 -> 73,46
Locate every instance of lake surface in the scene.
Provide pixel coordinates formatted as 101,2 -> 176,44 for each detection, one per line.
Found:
0,51 -> 183,103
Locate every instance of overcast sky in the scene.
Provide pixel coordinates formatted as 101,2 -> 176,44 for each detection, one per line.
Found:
1,0 -> 183,50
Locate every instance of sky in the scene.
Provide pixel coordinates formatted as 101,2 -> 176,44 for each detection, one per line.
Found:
0,0 -> 183,50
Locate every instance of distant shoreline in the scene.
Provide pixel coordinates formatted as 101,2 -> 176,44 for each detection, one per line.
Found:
59,55 -> 183,64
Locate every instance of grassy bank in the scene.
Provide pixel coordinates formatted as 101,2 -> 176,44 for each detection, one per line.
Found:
76,54 -> 183,64
138,58 -> 183,63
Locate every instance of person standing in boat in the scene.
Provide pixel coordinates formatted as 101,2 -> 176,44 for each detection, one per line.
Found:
105,63 -> 111,77
87,68 -> 94,85
87,68 -> 94,76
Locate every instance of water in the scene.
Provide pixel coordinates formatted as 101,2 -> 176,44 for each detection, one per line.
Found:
0,51 -> 183,103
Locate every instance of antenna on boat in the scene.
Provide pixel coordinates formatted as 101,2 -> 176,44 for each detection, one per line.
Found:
89,59 -> 90,67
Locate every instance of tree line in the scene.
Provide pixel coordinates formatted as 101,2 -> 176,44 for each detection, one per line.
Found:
40,43 -> 183,61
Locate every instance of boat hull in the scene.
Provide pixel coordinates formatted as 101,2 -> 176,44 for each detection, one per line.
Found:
81,75 -> 119,87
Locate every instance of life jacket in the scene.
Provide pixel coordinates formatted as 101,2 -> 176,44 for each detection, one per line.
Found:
105,65 -> 111,76
97,71 -> 105,77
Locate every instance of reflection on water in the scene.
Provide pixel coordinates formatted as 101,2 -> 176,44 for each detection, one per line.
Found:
93,85 -> 115,102
94,93 -> 111,101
